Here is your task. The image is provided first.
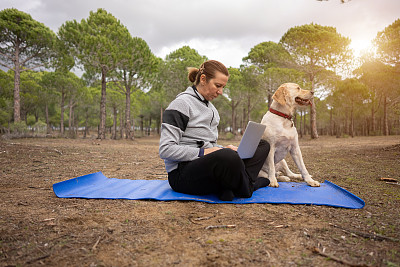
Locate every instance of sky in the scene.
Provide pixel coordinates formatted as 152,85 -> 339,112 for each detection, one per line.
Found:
1,0 -> 399,68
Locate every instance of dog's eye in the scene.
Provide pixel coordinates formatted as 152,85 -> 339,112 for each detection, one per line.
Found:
297,87 -> 300,90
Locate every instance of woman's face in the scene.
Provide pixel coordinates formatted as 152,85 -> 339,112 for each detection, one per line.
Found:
198,71 -> 229,101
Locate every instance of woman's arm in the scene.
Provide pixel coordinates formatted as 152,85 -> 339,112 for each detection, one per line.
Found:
159,119 -> 200,161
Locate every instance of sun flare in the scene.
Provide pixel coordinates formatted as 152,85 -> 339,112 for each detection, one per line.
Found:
350,39 -> 373,58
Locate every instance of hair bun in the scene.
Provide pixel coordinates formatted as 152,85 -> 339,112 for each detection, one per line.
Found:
187,67 -> 199,83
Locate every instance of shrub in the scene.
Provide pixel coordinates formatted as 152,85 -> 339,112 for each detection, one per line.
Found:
10,121 -> 29,134
225,132 -> 235,140
32,121 -> 47,134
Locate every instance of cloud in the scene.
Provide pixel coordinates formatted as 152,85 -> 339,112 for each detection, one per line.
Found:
1,0 -> 399,67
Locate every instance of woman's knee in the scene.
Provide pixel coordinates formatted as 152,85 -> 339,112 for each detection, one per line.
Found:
218,148 -> 243,167
259,139 -> 270,154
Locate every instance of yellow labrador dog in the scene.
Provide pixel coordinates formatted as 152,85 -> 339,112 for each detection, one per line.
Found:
258,83 -> 320,187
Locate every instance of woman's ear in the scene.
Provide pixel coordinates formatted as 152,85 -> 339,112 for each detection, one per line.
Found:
200,74 -> 207,84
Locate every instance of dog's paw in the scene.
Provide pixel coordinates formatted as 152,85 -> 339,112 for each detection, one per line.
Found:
307,180 -> 320,187
269,180 -> 279,187
292,174 -> 302,179
277,175 -> 290,182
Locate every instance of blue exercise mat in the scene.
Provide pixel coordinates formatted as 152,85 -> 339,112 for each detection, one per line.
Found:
52,172 -> 365,209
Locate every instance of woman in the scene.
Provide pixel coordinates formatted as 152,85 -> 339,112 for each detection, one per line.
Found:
159,60 -> 270,201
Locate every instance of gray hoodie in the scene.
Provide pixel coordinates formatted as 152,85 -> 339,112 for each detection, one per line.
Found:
159,86 -> 222,172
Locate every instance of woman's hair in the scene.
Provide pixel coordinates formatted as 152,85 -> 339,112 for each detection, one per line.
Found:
188,60 -> 229,85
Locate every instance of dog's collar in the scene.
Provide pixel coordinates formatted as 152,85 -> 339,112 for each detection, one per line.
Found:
269,108 -> 292,121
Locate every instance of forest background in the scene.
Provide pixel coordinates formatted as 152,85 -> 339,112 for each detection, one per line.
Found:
0,7 -> 399,140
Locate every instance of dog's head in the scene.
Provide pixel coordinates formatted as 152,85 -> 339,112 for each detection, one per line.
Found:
272,83 -> 313,109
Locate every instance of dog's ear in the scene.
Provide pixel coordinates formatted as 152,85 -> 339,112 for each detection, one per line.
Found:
273,84 -> 287,106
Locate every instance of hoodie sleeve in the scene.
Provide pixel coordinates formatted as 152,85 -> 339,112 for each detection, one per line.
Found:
159,99 -> 201,163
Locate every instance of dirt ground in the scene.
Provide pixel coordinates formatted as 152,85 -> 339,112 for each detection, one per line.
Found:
0,135 -> 399,267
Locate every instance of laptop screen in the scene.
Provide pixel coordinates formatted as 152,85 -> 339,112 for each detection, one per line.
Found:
237,121 -> 266,159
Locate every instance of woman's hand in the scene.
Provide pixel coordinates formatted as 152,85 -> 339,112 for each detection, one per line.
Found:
204,145 -> 237,155
204,147 -> 222,155
225,145 -> 238,151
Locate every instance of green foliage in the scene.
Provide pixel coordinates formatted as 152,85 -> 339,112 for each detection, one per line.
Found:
1,8 -> 398,138
0,108 -> 11,128
0,8 -> 56,70
58,8 -> 131,76
357,60 -> 399,99
32,120 -> 47,134
0,70 -> 13,97
240,65 -> 268,123
115,36 -> 156,89
280,23 -> 352,138
0,8 -> 56,122
280,23 -> 352,84
0,70 -> 13,126
9,121 -> 28,134
159,46 -> 207,103
335,78 -> 369,104
314,97 -> 331,130
261,67 -> 306,102
330,78 -> 369,122
213,94 -> 231,131
243,41 -> 293,69
26,114 -> 37,126
58,8 -> 133,139
108,35 -> 157,139
375,19 -> 400,65
224,132 -> 235,140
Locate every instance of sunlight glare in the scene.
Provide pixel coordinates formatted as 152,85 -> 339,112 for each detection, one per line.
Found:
350,39 -> 373,58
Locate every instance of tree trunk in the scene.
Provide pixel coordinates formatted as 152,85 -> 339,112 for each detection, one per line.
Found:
267,93 -> 272,109
12,71 -> 21,122
74,108 -> 78,137
336,123 -> 341,138
293,113 -> 297,128
68,99 -> 75,138
45,103 -> 51,134
383,96 -> 389,136
247,96 -> 251,123
350,103 -> 354,138
329,108 -> 334,136
148,117 -> 152,136
310,78 -> 319,139
131,117 -> 135,139
13,45 -> 21,123
120,109 -> 123,139
125,85 -> 132,139
267,75 -> 272,109
231,101 -> 236,134
111,106 -> 117,140
299,111 -> 303,138
242,108 -> 245,134
60,89 -> 65,136
98,67 -> 107,139
160,107 -> 163,134
140,115 -> 144,136
83,109 -> 88,138
371,105 -> 376,134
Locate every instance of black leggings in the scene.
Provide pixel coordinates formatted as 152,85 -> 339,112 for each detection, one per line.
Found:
168,140 -> 270,199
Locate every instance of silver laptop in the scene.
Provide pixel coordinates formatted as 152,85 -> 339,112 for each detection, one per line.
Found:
237,121 -> 266,159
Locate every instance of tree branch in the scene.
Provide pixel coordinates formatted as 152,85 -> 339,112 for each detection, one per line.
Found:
330,223 -> 399,242
19,63 -> 46,72
0,61 -> 13,70
311,247 -> 368,267
0,50 -> 15,62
